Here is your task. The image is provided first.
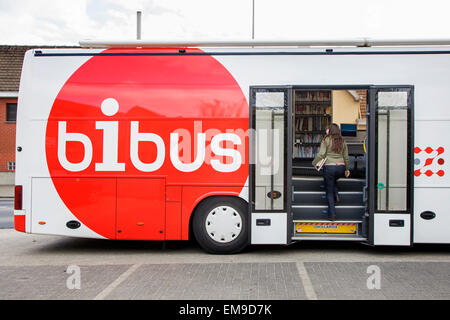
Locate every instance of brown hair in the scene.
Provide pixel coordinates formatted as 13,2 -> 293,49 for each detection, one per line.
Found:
326,123 -> 344,153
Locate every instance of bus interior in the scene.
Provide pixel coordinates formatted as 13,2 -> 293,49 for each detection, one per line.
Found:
291,89 -> 368,240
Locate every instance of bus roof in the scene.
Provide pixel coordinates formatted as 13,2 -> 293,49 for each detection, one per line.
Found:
79,38 -> 450,49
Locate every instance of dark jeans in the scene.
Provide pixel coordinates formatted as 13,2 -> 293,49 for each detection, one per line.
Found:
322,165 -> 346,219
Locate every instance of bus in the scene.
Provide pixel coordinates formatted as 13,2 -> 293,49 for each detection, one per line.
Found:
14,39 -> 450,253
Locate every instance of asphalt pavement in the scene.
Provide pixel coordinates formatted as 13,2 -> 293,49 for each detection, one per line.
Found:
0,199 -> 448,300
0,228 -> 449,300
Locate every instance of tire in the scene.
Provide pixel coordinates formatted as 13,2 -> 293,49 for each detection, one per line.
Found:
192,196 -> 249,254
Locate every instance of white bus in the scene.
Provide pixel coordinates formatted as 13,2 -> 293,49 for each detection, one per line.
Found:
14,39 -> 450,253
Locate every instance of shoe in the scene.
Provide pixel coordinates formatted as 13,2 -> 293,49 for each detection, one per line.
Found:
328,216 -> 336,221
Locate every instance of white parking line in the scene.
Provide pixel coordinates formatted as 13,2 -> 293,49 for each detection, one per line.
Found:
296,262 -> 318,300
93,263 -> 142,300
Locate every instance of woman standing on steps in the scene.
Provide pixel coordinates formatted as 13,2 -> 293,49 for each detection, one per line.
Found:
312,123 -> 350,221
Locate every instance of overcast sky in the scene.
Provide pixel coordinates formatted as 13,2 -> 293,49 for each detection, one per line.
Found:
1,0 -> 450,45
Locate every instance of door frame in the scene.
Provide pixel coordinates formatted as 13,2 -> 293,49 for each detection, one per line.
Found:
248,85 -> 293,244
367,85 -> 415,245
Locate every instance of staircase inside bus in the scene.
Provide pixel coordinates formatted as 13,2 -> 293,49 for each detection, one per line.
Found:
291,141 -> 368,241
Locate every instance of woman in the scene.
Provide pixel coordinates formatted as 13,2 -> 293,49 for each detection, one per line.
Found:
312,123 -> 350,221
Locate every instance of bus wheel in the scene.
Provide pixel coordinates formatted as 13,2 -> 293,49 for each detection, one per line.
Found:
193,197 -> 248,254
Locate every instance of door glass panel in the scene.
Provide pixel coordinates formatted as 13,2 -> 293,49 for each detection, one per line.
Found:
253,90 -> 286,211
376,91 -> 409,211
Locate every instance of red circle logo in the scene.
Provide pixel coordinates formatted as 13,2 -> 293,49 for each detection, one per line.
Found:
45,48 -> 248,238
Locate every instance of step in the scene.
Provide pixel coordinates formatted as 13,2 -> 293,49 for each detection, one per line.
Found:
292,205 -> 365,220
292,167 -> 365,179
292,234 -> 367,241
294,220 -> 361,235
293,191 -> 363,206
292,176 -> 365,192
292,166 -> 322,177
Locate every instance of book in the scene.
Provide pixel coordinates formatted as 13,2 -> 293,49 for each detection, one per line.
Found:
315,157 -> 327,171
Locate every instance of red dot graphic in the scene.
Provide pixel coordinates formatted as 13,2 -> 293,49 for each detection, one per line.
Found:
425,158 -> 434,166
438,158 -> 445,165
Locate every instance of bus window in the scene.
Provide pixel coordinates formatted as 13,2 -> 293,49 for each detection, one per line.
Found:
252,90 -> 287,211
376,91 -> 410,211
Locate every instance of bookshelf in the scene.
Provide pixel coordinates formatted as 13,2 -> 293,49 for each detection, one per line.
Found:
293,90 -> 332,159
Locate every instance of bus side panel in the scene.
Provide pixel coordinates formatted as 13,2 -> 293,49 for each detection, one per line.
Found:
31,177 -> 114,239
117,178 -> 166,240
414,120 -> 449,243
414,189 -> 450,243
165,201 -> 182,240
165,186 -> 182,240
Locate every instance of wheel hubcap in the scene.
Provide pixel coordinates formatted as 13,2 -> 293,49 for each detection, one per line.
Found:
205,206 -> 242,243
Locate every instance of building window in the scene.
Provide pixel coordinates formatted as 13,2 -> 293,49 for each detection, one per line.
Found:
7,162 -> 15,171
6,103 -> 17,122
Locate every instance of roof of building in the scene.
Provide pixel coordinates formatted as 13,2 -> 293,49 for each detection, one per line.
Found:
0,45 -> 78,92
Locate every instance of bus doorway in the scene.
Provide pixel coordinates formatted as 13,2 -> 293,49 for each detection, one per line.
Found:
249,86 -> 413,246
291,89 -> 368,241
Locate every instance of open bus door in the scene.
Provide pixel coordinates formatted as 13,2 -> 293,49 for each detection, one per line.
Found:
249,86 -> 293,245
367,86 -> 414,246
